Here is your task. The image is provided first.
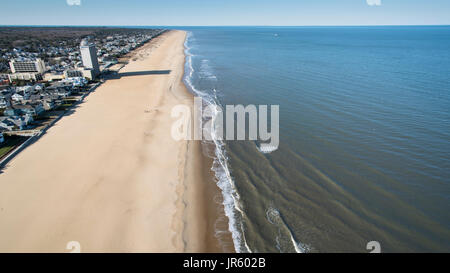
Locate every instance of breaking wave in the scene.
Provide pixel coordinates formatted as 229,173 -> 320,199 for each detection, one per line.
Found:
183,31 -> 251,253
266,206 -> 311,253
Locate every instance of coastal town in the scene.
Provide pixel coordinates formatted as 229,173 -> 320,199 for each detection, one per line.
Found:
0,27 -> 165,159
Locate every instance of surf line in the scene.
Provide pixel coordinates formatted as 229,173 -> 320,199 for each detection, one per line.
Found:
171,97 -> 280,152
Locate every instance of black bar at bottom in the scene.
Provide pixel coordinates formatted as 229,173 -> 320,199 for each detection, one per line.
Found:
0,253 -> 443,272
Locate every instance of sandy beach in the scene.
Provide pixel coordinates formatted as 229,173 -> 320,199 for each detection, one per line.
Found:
0,30 -> 229,252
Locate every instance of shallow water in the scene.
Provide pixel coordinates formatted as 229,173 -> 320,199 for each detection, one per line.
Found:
179,26 -> 450,252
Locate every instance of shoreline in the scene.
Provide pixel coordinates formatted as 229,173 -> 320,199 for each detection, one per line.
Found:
0,30 -> 232,252
174,31 -> 235,252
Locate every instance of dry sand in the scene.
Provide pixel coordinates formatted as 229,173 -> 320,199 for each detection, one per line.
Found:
0,30 -> 230,252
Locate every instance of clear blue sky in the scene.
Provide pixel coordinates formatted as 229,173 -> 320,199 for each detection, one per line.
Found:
1,0 -> 449,26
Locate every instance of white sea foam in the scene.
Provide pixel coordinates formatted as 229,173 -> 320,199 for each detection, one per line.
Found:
183,32 -> 251,253
200,59 -> 217,80
290,233 -> 311,253
266,206 -> 311,253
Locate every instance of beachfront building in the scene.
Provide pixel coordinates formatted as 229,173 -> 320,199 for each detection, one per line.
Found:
62,76 -> 88,88
9,58 -> 46,74
81,69 -> 96,80
8,72 -> 43,82
64,69 -> 84,78
64,68 -> 96,81
8,58 -> 46,82
80,39 -> 100,78
44,72 -> 65,82
4,104 -> 44,117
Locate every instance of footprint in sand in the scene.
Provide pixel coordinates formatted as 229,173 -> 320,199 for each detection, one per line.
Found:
145,108 -> 159,113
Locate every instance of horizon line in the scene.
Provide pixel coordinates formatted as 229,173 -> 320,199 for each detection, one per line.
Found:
0,24 -> 449,28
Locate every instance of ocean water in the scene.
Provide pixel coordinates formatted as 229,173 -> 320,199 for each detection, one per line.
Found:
181,26 -> 450,252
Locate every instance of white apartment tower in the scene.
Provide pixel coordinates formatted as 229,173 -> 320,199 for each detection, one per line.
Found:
80,39 -> 100,77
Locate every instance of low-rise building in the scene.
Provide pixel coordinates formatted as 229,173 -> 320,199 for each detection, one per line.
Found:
11,93 -> 25,102
8,58 -> 46,82
42,100 -> 55,110
9,58 -> 46,74
0,115 -> 33,131
0,117 -> 17,131
44,72 -> 65,82
64,69 -> 84,78
8,72 -> 43,82
4,103 -> 44,117
0,98 -> 10,108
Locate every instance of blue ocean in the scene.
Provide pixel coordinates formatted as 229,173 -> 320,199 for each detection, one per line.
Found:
179,26 -> 450,252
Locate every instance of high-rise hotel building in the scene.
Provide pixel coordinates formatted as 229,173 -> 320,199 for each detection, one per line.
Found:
80,39 -> 100,77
